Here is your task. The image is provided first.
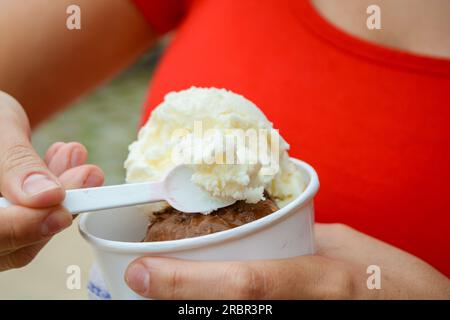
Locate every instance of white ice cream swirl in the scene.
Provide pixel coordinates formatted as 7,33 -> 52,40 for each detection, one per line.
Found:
125,87 -> 305,213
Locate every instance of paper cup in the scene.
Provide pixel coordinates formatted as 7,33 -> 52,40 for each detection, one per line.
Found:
78,158 -> 319,299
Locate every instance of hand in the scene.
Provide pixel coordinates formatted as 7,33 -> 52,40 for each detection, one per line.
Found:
125,223 -> 450,299
0,91 -> 104,271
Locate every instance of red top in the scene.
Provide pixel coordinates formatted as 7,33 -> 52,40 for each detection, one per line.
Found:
131,0 -> 450,276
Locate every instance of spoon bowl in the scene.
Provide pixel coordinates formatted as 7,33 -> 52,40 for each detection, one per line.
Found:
164,165 -> 235,213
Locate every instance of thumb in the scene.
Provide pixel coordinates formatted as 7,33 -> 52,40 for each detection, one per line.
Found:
0,92 -> 64,208
124,255 -> 342,299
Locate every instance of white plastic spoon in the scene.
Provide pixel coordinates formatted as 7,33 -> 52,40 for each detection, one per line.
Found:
0,165 -> 235,214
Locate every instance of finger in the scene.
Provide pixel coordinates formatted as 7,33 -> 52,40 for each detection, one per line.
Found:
0,205 -> 72,252
0,92 -> 64,207
125,255 -> 350,299
44,142 -> 65,164
58,164 -> 104,189
314,223 -> 418,268
0,240 -> 48,271
46,142 -> 88,176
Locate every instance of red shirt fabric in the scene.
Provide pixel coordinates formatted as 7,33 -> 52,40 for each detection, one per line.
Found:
131,0 -> 450,276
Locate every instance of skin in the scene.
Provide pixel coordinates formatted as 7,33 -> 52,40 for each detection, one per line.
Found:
125,224 -> 450,299
0,93 -> 105,270
0,0 -> 155,127
0,0 -> 154,270
0,0 -> 448,298
312,0 -> 450,58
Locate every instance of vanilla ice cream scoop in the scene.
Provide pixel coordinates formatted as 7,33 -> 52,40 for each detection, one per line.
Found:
125,87 -> 305,213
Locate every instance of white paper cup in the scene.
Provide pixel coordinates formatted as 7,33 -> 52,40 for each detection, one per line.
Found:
78,158 -> 319,299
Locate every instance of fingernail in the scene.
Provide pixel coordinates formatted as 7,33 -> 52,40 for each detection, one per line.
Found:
41,210 -> 72,236
84,173 -> 103,188
126,264 -> 149,294
23,174 -> 60,196
70,148 -> 83,168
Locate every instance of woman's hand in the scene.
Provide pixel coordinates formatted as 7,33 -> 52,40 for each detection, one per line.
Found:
0,91 -> 104,271
125,223 -> 450,299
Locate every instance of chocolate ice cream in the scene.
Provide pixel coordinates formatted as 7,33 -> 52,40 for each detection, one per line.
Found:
125,88 -> 305,243
143,195 -> 278,242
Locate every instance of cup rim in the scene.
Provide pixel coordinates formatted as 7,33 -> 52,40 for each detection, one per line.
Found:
78,158 -> 319,254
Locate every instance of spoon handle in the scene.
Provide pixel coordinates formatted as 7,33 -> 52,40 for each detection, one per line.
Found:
0,181 -> 165,214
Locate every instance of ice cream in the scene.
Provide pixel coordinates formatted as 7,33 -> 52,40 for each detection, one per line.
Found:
125,87 -> 305,209
124,87 -> 305,241
144,194 -> 278,241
